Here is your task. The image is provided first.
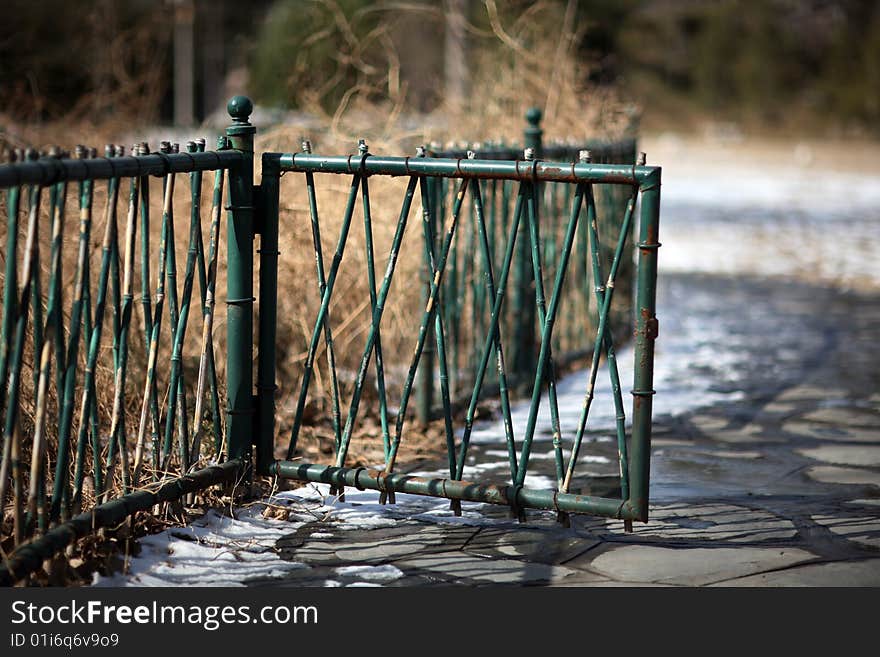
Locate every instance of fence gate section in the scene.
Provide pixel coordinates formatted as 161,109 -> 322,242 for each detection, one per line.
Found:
256,126 -> 661,527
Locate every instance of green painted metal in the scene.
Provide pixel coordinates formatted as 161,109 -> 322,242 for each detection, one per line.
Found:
298,140 -> 342,453
72,147 -> 122,510
285,165 -> 362,462
225,96 -> 256,469
192,137 -> 227,461
333,172 -> 420,474
0,459 -> 243,587
0,95 -> 656,586
630,168 -> 661,522
104,154 -> 139,498
266,122 -> 659,523
257,151 -> 280,475
425,180 -> 456,472
0,100 -> 246,576
454,177 -> 525,484
271,460 -> 633,519
357,142 -> 392,459
415,172 -> 437,426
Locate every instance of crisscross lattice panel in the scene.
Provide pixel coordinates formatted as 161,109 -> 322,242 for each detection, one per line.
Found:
265,151 -> 661,523
0,144 -> 240,548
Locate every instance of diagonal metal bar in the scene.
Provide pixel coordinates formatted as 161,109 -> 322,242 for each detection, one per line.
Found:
333,175 -> 419,470
454,180 -> 526,482
28,183 -> 44,413
73,164 -> 122,510
380,176 -> 470,494
519,181 -> 587,493
287,173 -> 362,460
191,161 -> 225,461
104,171 -> 139,497
22,178 -> 49,528
417,174 -> 456,484
0,185 -> 40,520
137,151 -> 161,474
456,179 -> 520,481
562,185 -> 637,494
303,163 -> 343,453
358,170 -> 392,459
0,184 -> 21,519
51,173 -> 92,521
583,182 -> 635,500
161,142 -> 205,473
514,180 -> 565,489
45,177 -> 68,420
161,159 -> 182,469
25,334 -> 54,535
133,170 -> 175,483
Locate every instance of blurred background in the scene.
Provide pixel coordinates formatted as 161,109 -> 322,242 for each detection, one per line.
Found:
2,0 -> 879,143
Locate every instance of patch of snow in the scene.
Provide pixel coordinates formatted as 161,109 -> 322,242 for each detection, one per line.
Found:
658,162 -> 880,289
92,506 -> 311,587
335,564 -> 404,582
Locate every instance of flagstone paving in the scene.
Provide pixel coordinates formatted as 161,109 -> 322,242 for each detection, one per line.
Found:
246,276 -> 880,588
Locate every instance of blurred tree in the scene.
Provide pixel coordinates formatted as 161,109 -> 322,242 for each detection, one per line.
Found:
248,0 -> 392,112
617,0 -> 880,134
0,0 -> 169,123
3,0 -> 879,134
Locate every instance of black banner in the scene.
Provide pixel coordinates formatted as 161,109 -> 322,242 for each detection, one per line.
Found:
0,586 -> 871,652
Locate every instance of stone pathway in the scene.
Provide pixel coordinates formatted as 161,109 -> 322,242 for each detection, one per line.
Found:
239,274 -> 880,588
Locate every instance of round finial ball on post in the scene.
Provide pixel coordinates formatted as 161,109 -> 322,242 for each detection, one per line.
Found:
227,95 -> 254,124
525,107 -> 542,127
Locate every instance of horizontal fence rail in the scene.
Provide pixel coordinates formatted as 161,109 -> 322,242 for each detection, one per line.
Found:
261,136 -> 660,523
0,99 -> 257,584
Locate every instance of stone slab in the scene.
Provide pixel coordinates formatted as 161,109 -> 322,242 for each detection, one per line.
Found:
279,523 -> 478,565
801,407 -> 879,429
807,466 -> 880,487
709,426 -> 778,444
811,514 -> 880,549
704,450 -> 764,460
597,503 -> 796,543
396,552 -> 577,584
712,559 -> 880,587
464,527 -> 598,564
584,545 -> 815,586
652,439 -> 696,447
846,499 -> 880,507
688,415 -> 730,433
785,421 -> 879,444
761,402 -> 798,414
776,386 -> 847,403
797,445 -> 880,467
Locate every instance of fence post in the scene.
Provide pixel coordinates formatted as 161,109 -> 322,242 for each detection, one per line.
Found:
225,96 -> 256,472
257,153 -> 280,474
628,166 -> 661,523
512,107 -> 542,384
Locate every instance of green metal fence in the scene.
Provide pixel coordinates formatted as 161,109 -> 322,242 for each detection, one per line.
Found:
0,105 -> 255,584
259,107 -> 661,525
0,96 -> 660,585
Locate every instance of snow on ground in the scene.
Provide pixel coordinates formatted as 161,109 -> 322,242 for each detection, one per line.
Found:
92,485 -> 517,587
652,135 -> 880,290
92,505 -> 313,587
